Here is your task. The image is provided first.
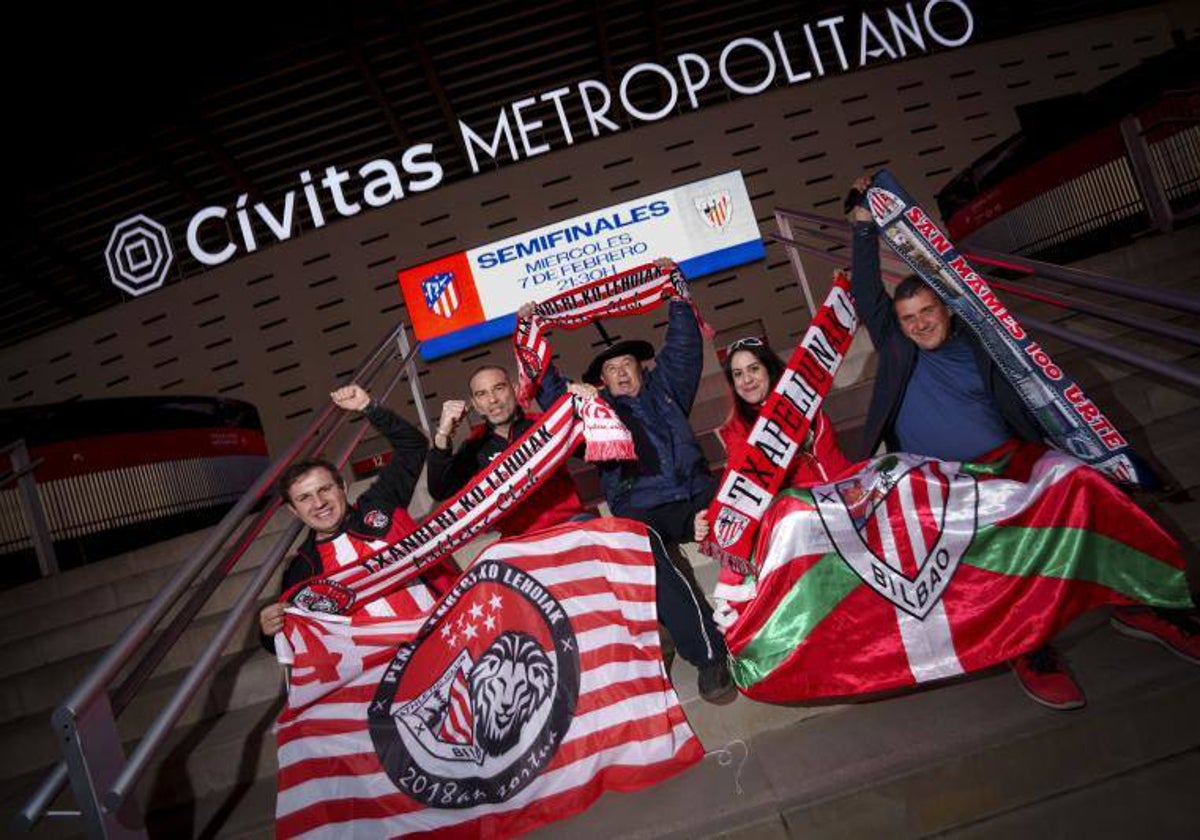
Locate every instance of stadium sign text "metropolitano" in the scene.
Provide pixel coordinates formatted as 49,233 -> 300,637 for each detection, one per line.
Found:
106,0 -> 975,296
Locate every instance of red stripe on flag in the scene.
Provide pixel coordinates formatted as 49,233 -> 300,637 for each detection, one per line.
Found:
941,562 -> 1144,672
722,551 -> 827,651
404,740 -> 705,840
992,461 -> 1184,569
908,462 -> 939,559
277,718 -> 366,748
739,585 -> 914,703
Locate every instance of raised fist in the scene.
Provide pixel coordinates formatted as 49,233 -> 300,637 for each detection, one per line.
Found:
437,399 -> 469,439
848,176 -> 873,223
330,384 -> 371,412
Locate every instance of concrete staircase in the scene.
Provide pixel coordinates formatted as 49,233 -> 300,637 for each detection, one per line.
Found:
2,229 -> 1198,838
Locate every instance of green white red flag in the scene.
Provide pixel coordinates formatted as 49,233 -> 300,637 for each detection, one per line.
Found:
715,447 -> 1191,702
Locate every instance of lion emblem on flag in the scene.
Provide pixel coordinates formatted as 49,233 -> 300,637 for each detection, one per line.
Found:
370,560 -> 581,807
471,631 -> 555,756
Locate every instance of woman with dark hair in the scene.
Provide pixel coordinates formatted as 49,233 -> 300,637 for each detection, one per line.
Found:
719,337 -> 854,484
695,336 -> 854,546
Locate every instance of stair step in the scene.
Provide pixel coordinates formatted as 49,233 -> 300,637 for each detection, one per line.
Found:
530,614 -> 1200,839
0,561 -> 284,680
0,646 -> 286,785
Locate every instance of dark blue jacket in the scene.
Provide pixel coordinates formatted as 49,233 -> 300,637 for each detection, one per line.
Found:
850,222 -> 1041,460
539,299 -> 715,516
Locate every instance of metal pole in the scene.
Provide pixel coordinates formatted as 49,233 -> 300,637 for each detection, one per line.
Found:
103,519 -> 304,815
56,323 -> 402,721
776,224 -> 1200,349
963,247 -> 1200,316
101,341 -> 423,814
10,441 -> 58,576
398,327 -> 431,435
774,211 -> 818,317
18,325 -> 406,833
1120,115 -> 1174,232
770,207 -> 1200,317
11,764 -> 69,833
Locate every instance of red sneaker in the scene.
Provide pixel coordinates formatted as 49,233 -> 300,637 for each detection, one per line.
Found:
1009,646 -> 1086,710
1111,607 -> 1200,666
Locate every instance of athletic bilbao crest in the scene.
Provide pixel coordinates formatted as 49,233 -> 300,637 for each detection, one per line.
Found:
370,559 -> 580,808
291,579 -> 356,614
695,191 -> 733,231
814,453 -> 979,619
714,507 -> 751,549
423,271 -> 461,319
364,509 -> 391,529
866,186 -> 905,225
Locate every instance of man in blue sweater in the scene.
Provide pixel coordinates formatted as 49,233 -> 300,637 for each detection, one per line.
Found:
848,176 -> 1199,710
528,272 -> 735,704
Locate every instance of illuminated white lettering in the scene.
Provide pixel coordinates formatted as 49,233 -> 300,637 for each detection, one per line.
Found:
186,206 -> 236,266
459,111 -> 518,174
719,37 -> 776,95
619,63 -> 678,122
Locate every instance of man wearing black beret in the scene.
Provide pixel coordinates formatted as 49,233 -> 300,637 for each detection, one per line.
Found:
531,265 -> 735,704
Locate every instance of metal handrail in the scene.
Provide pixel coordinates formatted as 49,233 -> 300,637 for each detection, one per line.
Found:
771,206 -> 1200,316
55,322 -> 403,722
15,322 -> 415,832
1022,315 -> 1200,392
102,351 -> 418,812
0,456 -> 42,489
772,211 -> 1200,393
962,248 -> 1200,316
770,228 -> 1200,348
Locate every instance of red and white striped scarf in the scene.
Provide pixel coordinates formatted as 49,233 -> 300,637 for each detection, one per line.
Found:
284,393 -> 633,615
703,271 -> 858,575
513,260 -> 712,404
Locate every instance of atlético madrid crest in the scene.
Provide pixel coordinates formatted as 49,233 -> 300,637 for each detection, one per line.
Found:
422,271 -> 460,318
370,559 -> 580,808
695,191 -> 733,231
814,453 -> 979,620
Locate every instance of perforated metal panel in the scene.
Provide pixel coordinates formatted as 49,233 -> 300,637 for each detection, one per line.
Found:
2,5 -> 1195,455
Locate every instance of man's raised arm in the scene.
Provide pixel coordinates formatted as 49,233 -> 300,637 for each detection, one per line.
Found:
848,176 -> 899,348
332,384 -> 428,512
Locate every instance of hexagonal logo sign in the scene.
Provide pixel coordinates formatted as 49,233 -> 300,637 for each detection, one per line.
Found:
105,214 -> 174,297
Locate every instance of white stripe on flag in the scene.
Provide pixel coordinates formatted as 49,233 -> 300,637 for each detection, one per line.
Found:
479,528 -> 653,560
278,658 -> 667,767
282,718 -> 697,839
756,506 -> 836,581
893,472 -> 965,681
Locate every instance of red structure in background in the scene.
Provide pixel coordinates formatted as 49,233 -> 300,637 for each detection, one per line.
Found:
0,396 -> 268,586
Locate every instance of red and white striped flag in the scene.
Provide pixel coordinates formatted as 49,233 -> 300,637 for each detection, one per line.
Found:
275,518 -> 703,839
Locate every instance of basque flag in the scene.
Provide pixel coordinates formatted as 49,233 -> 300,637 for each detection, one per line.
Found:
717,447 -> 1192,703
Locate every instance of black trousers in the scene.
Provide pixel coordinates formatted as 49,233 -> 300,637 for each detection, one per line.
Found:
624,498 -> 727,668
